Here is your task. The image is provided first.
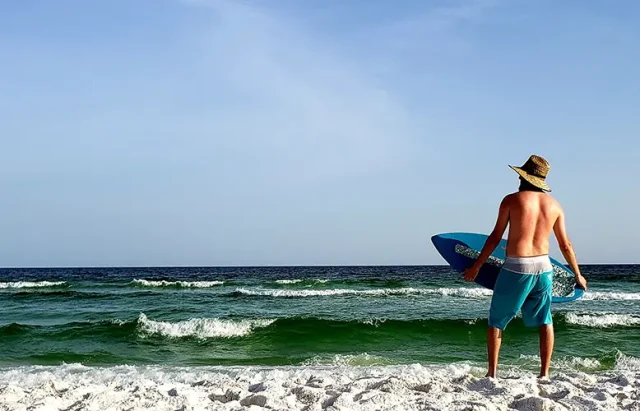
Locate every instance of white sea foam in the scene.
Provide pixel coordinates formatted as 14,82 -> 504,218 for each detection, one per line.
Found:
431,287 -> 493,298
565,313 -> 640,328
0,281 -> 66,289
518,354 -> 602,370
581,291 -> 640,300
302,353 -> 394,366
0,363 -> 638,411
131,279 -> 224,288
274,279 -> 329,285
274,279 -> 304,284
275,279 -> 304,284
235,287 -> 492,298
136,313 -> 274,339
616,352 -> 640,371
359,317 -> 389,326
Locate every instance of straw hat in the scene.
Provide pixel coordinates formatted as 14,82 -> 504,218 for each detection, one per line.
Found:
509,155 -> 551,192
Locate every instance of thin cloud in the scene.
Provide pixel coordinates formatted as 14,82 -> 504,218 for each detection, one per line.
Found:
182,0 -> 419,182
368,0 -> 501,56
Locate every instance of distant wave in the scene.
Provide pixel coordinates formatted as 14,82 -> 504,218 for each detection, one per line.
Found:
564,313 -> 640,328
581,291 -> 640,301
273,279 -> 330,285
131,279 -> 224,288
272,278 -> 411,289
0,281 -> 67,289
271,278 -> 408,287
233,287 -> 493,298
274,279 -> 305,284
9,290 -> 114,300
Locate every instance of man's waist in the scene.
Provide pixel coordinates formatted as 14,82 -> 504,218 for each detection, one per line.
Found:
503,255 -> 553,275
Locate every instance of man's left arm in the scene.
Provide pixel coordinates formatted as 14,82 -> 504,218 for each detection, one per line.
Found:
463,196 -> 510,281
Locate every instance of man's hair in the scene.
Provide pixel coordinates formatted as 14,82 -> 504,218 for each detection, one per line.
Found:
518,177 -> 545,192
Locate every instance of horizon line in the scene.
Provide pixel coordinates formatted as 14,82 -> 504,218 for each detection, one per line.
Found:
1,262 -> 638,269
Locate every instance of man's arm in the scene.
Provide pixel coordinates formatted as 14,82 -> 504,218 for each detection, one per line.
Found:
553,207 -> 588,290
463,196 -> 510,281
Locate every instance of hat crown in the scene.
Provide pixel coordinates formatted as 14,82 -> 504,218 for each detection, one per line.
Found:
521,155 -> 550,178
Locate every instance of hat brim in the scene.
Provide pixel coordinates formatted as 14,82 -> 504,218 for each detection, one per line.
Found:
509,165 -> 551,192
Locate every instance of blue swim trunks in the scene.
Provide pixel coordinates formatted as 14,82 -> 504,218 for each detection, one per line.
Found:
489,255 -> 553,330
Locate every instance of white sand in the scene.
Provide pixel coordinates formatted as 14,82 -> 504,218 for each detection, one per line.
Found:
1,363 -> 638,410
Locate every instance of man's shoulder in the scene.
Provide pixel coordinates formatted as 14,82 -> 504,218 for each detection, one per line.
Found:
542,192 -> 561,207
498,193 -> 518,210
546,194 -> 563,212
502,192 -> 519,202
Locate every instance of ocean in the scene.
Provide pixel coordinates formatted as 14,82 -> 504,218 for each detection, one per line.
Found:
1,265 -> 639,410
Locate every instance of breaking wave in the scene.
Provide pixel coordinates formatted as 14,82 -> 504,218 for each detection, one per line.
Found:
136,313 -> 274,339
232,287 -> 493,298
131,279 -> 224,288
0,281 -> 67,289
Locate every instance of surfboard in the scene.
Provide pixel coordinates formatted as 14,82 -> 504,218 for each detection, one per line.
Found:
431,232 -> 585,303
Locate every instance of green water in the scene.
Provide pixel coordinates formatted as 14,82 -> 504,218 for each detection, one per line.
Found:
1,265 -> 639,371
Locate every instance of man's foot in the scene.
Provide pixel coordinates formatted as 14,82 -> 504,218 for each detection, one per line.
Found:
485,372 -> 496,378
537,373 -> 550,382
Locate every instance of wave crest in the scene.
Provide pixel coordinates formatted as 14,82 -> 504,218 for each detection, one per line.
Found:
233,287 -> 492,298
0,281 -> 67,289
274,279 -> 330,285
131,279 -> 224,288
136,314 -> 274,339
564,313 -> 640,328
581,291 -> 640,301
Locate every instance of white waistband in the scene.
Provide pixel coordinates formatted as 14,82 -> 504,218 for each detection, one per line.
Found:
503,255 -> 553,275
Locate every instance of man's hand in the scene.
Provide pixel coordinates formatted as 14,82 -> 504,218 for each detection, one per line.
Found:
575,274 -> 588,290
463,265 -> 480,282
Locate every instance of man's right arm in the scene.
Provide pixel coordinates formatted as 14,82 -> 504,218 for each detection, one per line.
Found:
553,207 -> 587,290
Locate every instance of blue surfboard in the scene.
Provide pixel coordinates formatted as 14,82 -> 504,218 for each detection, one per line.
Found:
431,232 -> 585,303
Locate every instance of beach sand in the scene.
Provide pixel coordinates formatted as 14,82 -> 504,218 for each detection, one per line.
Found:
1,363 -> 638,410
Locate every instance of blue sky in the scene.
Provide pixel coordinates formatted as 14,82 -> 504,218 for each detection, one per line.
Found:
1,0 -> 638,266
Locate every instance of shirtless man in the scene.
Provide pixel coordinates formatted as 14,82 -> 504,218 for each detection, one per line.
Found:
462,155 -> 588,378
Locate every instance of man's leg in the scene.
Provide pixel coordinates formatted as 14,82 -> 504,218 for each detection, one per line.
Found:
487,326 -> 502,378
539,324 -> 554,378
521,269 -> 554,378
488,269 -> 530,378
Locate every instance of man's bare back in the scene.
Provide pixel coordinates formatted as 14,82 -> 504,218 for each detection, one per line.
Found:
504,191 -> 560,258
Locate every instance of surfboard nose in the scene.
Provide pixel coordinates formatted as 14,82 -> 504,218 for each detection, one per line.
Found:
431,233 -> 458,256
430,234 -> 446,254
431,233 -> 461,267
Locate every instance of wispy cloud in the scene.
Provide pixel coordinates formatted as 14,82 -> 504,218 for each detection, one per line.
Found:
397,0 -> 499,31
182,0 -> 419,182
366,0 -> 501,58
